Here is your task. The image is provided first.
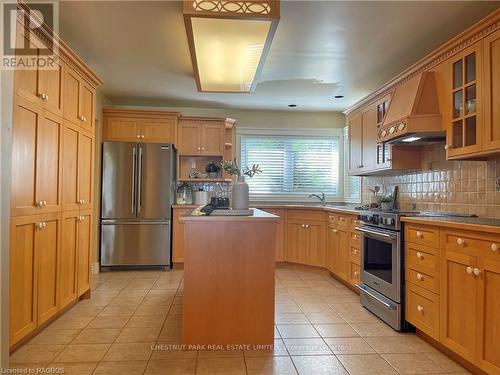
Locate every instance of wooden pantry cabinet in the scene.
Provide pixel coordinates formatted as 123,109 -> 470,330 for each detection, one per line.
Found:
403,220 -> 500,374
102,109 -> 180,144
9,4 -> 101,349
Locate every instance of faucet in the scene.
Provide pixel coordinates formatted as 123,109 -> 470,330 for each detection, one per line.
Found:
308,192 -> 326,206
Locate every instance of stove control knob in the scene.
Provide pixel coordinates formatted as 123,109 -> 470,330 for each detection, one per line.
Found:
385,218 -> 394,226
372,217 -> 379,225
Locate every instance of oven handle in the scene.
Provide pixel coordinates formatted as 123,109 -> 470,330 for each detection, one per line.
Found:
355,226 -> 397,241
356,284 -> 396,310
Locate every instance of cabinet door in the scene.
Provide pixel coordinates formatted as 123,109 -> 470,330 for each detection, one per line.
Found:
38,58 -> 63,116
286,222 -> 307,264
103,117 -> 140,142
36,213 -> 60,325
62,123 -> 80,211
9,216 -> 38,345
271,209 -> 285,262
79,82 -> 95,133
60,211 -> 79,309
64,67 -> 81,125
476,258 -> 500,374
361,106 -> 377,171
201,124 -> 224,155
14,29 -> 40,103
326,226 -> 339,273
348,114 -> 363,173
307,222 -> 326,267
337,228 -> 350,281
78,132 -> 94,210
178,123 -> 201,154
440,251 -> 477,362
142,118 -> 177,144
172,209 -> 189,262
77,210 -> 92,296
483,29 -> 500,151
11,96 -> 40,216
447,42 -> 483,158
36,111 -> 62,213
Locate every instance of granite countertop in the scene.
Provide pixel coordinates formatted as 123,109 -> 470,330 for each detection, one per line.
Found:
179,208 -> 279,222
173,202 -> 361,214
401,216 -> 500,234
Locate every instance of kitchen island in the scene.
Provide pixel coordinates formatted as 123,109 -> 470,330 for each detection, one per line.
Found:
179,209 -> 279,348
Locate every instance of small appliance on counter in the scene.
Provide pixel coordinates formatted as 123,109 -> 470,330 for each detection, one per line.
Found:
176,183 -> 193,204
194,189 -> 209,205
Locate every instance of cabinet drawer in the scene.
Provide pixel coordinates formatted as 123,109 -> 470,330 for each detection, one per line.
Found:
405,224 -> 439,248
350,217 -> 361,229
406,243 -> 439,272
406,283 -> 439,340
442,229 -> 500,261
349,261 -> 360,286
287,209 -> 325,222
336,215 -> 349,228
406,266 -> 439,293
350,244 -> 360,263
327,213 -> 338,226
350,230 -> 361,245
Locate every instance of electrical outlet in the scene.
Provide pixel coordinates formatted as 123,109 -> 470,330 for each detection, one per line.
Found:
496,178 -> 500,192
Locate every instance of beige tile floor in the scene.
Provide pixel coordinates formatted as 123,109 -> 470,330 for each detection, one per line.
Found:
9,265 -> 471,375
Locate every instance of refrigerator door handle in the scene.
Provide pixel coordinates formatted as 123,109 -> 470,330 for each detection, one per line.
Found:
131,146 -> 137,214
137,145 -> 143,214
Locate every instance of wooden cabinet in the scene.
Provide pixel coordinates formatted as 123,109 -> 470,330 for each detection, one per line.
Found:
172,208 -> 190,263
11,96 -> 62,217
64,66 -> 95,132
60,211 -> 79,308
260,208 -> 285,261
103,109 -> 179,144
77,210 -> 93,296
336,228 -> 349,281
9,212 -> 60,345
348,114 -> 363,173
307,222 -> 326,267
286,222 -> 308,264
326,226 -> 339,273
178,118 -> 225,156
483,29 -> 500,152
361,106 -> 377,171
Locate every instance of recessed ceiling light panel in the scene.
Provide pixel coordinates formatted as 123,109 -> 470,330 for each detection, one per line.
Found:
183,0 -> 280,93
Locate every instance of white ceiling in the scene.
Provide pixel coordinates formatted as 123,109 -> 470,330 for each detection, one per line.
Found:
59,1 -> 499,112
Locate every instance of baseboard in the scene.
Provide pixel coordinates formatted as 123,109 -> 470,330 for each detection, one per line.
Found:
91,262 -> 100,274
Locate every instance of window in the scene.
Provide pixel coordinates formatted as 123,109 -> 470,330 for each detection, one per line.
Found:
238,128 -> 342,200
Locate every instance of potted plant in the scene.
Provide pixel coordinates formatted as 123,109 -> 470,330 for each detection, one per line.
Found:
220,158 -> 262,209
380,194 -> 393,211
206,162 -> 221,179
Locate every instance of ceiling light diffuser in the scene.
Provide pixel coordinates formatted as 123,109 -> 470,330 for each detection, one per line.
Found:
183,0 -> 280,93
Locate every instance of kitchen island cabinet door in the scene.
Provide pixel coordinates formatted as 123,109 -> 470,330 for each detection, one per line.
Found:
476,258 -> 500,374
483,29 -> 500,152
286,222 -> 307,264
173,208 -> 190,263
307,222 -> 326,267
440,251 -> 477,362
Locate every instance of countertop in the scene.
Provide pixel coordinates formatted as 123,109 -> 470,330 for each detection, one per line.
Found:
179,208 -> 280,222
401,216 -> 500,234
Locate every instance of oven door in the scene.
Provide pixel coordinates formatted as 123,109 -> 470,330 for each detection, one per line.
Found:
358,226 -> 401,303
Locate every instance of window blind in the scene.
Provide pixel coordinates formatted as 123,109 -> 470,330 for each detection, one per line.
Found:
240,135 -> 340,197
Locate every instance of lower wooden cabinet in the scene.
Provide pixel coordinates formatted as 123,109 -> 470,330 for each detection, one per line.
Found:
406,282 -> 440,340
336,227 -> 350,281
9,212 -> 61,345
77,210 -> 93,297
286,222 -> 308,264
326,226 -> 339,273
173,208 -> 190,263
60,212 -> 79,308
286,221 -> 325,267
349,261 -> 360,286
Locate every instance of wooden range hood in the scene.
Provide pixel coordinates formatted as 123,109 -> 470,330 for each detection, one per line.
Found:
378,72 -> 443,143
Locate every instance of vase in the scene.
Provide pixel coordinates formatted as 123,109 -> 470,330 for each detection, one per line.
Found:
232,176 -> 249,210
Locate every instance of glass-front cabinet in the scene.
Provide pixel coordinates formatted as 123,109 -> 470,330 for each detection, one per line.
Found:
447,42 -> 483,158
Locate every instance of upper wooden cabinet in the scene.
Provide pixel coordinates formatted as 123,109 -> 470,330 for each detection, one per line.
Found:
11,96 -> 62,217
103,109 -> 179,144
64,66 -> 96,132
348,113 -> 363,173
178,117 -> 228,156
483,29 -> 500,152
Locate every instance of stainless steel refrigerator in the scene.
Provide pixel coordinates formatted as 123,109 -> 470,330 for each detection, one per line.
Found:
100,142 -> 175,269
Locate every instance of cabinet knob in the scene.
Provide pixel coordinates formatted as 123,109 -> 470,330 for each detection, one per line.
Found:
39,92 -> 48,101
416,273 -> 424,281
37,222 -> 44,229
201,147 -> 205,151
37,200 -> 44,208
457,238 -> 465,246
416,251 -> 423,259
137,135 -> 141,138
444,144 -> 452,150
416,231 -> 423,238
331,229 -> 338,233
197,147 -> 201,151
141,134 -> 145,138
354,271 -> 359,276
473,268 -> 481,276
491,243 -> 498,252
43,200 -> 47,207
301,224 -> 305,228
79,115 -> 85,122
417,305 -> 424,313
306,224 -> 310,228
466,266 -> 473,274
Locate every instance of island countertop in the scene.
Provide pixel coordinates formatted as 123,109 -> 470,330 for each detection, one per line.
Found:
179,208 -> 280,222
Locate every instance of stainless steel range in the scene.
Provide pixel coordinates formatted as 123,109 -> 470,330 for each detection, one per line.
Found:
356,210 -> 412,331
356,209 -> 476,331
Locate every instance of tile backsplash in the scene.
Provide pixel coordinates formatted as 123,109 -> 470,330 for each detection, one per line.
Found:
362,143 -> 500,218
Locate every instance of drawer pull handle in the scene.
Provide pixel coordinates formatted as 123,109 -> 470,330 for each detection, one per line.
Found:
466,266 -> 473,274
457,238 -> 465,246
354,271 -> 359,276
416,252 -> 423,259
301,224 -> 305,228
416,273 -> 424,281
416,231 -> 423,238
491,244 -> 498,252
417,305 -> 424,313
473,268 -> 481,276
331,229 -> 338,233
